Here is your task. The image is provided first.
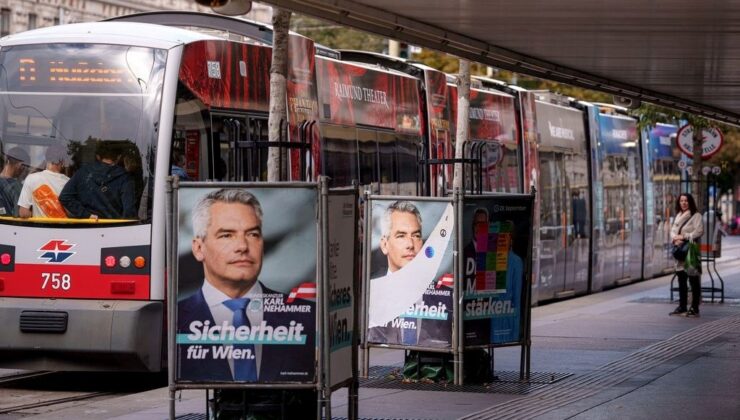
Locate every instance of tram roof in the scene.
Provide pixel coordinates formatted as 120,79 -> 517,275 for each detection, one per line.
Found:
262,0 -> 740,126
0,21 -> 219,49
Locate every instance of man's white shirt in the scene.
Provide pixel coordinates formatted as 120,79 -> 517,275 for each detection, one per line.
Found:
201,280 -> 263,379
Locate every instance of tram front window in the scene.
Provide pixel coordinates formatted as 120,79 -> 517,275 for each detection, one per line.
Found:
0,43 -> 166,223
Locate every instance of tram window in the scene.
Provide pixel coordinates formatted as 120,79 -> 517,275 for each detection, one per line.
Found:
377,131 -> 397,195
246,117 -> 269,181
320,124 -> 357,188
172,90 -> 209,181
396,134 -> 420,196
357,128 -> 378,191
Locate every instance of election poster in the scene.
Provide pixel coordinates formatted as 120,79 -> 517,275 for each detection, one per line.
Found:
366,199 -> 455,349
462,195 -> 533,346
175,186 -> 317,384
327,192 -> 356,387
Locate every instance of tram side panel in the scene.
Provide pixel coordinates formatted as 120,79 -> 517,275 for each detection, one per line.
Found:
533,100 -> 590,300
642,123 -> 680,277
315,56 -> 424,193
590,110 -> 645,287
448,83 -> 521,194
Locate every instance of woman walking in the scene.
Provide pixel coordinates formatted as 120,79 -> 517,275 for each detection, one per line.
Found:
670,193 -> 704,317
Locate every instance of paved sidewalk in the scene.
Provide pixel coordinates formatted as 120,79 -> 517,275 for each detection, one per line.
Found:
18,237 -> 740,419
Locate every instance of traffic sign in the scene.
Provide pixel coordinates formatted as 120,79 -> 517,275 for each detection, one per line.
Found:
676,124 -> 723,158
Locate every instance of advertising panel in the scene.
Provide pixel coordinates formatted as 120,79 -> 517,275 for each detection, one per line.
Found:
175,186 -> 317,383
316,57 -> 421,134
179,40 -> 271,111
462,195 -> 533,345
648,123 -> 677,160
286,35 -> 321,181
598,114 -> 639,155
366,199 -> 454,349
327,192 -> 356,387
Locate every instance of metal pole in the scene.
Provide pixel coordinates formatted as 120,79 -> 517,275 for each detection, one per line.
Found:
360,191 -> 372,377
454,188 -> 464,385
319,177 -> 331,420
167,176 -> 179,420
350,186 -> 360,420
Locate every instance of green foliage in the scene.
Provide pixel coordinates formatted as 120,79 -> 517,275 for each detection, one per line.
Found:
290,16 -> 387,52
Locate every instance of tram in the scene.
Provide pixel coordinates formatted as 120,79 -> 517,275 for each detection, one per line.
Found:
0,12 -> 682,372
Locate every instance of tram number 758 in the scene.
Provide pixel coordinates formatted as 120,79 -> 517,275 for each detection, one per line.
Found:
41,272 -> 72,290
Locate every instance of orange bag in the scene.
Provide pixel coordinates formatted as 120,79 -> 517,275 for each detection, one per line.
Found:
32,184 -> 67,218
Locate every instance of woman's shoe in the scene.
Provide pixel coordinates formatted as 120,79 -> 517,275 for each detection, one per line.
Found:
686,308 -> 700,317
669,307 -> 687,316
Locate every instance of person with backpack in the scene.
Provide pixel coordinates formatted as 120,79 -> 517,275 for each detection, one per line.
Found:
60,141 -> 136,220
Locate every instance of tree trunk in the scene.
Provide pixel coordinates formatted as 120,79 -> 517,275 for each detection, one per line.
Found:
692,128 -> 704,212
453,59 -> 470,192
267,8 -> 291,182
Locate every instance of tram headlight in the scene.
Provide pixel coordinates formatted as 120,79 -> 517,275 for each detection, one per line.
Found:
0,253 -> 11,265
119,256 -> 131,268
134,256 -> 146,269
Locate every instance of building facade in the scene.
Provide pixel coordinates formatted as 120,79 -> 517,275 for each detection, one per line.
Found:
0,0 -> 273,36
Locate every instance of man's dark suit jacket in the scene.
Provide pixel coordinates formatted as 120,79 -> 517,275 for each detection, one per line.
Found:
177,282 -> 316,383
366,285 -> 453,348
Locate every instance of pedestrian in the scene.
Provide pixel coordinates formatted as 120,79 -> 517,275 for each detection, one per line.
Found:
0,147 -> 30,217
670,193 -> 704,317
59,141 -> 136,220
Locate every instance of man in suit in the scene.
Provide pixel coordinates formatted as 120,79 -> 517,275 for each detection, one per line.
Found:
367,201 -> 452,348
177,188 -> 315,383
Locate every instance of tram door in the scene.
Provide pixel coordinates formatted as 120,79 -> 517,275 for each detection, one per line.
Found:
603,155 -> 628,283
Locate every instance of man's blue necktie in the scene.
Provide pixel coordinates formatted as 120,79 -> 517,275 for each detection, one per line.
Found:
402,317 -> 417,345
223,298 -> 257,381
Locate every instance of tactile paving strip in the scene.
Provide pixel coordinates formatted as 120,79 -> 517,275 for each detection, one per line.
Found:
460,312 -> 740,420
360,365 -> 572,395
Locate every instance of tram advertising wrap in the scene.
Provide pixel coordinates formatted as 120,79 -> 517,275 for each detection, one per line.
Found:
175,186 -> 317,383
366,199 -> 455,349
462,196 -> 533,345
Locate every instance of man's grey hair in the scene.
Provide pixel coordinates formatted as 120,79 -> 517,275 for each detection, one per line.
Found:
191,188 -> 263,239
380,200 -> 422,238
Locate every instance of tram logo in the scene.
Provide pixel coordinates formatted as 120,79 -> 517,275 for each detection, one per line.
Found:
38,240 -> 76,263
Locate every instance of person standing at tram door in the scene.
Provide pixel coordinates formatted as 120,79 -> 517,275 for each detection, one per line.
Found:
59,141 -> 136,220
177,188 -> 315,382
17,144 -> 69,218
670,193 -> 704,317
0,147 -> 30,217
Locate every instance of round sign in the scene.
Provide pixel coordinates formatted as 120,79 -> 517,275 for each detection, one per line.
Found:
677,160 -> 687,169
712,166 -> 721,175
702,166 -> 711,175
676,124 -> 723,158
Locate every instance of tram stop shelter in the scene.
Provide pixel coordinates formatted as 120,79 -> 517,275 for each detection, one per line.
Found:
263,0 -> 740,126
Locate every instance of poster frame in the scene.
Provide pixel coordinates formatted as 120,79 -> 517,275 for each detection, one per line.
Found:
166,178 -> 358,420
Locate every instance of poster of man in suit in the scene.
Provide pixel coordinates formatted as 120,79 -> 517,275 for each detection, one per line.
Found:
366,199 -> 454,349
175,187 -> 316,383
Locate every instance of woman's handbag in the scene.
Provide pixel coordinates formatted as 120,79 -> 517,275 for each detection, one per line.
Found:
685,241 -> 701,276
672,241 -> 689,261
671,214 -> 692,261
